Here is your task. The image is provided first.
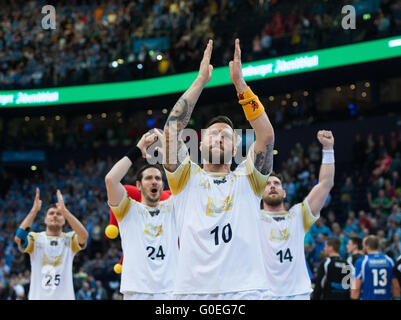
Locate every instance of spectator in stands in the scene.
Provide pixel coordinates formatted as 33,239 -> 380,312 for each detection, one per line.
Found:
76,281 -> 94,300
94,280 -> 108,300
387,219 -> 401,242
373,152 -> 393,177
310,218 -> 332,239
340,177 -> 354,212
370,189 -> 392,215
389,204 -> 401,225
358,210 -> 371,230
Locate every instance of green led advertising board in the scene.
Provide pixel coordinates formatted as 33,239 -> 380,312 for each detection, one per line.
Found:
1,36 -> 401,108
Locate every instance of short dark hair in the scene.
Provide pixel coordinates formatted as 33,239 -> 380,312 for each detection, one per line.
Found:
349,236 -> 363,250
326,237 -> 341,253
268,171 -> 284,184
136,164 -> 165,183
45,204 -> 58,216
364,235 -> 379,250
205,115 -> 234,130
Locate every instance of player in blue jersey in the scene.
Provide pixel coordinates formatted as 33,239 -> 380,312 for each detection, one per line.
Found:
351,235 -> 400,300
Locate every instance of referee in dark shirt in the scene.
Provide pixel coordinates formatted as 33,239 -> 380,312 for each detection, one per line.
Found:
312,237 -> 352,300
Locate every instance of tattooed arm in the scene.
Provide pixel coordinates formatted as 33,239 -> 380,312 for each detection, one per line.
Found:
250,113 -> 275,175
229,39 -> 274,175
163,40 -> 214,172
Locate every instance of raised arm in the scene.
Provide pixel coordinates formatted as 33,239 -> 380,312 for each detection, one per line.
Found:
229,39 -> 274,175
306,130 -> 335,217
105,131 -> 158,206
14,187 -> 42,246
163,39 -> 214,172
56,190 -> 88,246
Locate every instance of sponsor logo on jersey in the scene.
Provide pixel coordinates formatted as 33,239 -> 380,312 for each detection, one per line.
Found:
270,228 -> 290,241
144,224 -> 163,238
213,177 -> 227,185
206,196 -> 234,216
42,253 -> 63,267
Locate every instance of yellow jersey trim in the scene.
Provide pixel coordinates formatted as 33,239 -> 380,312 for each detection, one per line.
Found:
245,144 -> 270,197
302,199 -> 318,233
109,188 -> 132,222
165,156 -> 193,195
71,231 -> 86,253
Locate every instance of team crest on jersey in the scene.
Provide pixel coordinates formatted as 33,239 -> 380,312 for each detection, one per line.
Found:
42,253 -> 64,267
206,196 -> 234,216
270,228 -> 290,241
143,224 -> 163,238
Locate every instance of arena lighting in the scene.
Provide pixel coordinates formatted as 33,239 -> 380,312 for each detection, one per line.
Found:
273,150 -> 278,155
117,59 -> 124,64
363,13 -> 371,20
292,101 -> 298,107
30,165 -> 37,171
336,86 -> 341,92
40,116 -> 45,121
362,91 -> 367,98
1,36 -> 401,108
350,84 -> 356,90
111,61 -> 118,68
303,91 -> 309,96
364,81 -> 370,87
86,114 -> 92,120
285,93 -> 291,99
162,108 -> 168,114
268,96 -> 274,101
147,109 -> 153,115
101,113 -> 107,118
156,54 -> 163,61
25,116 -> 30,121
137,63 -> 143,70
55,115 -> 61,121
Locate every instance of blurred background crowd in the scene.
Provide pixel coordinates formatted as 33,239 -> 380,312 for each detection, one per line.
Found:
1,0 -> 401,89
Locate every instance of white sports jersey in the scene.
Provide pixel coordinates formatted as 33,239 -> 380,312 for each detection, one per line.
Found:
110,191 -> 178,295
19,231 -> 85,300
259,199 -> 319,297
165,147 -> 270,294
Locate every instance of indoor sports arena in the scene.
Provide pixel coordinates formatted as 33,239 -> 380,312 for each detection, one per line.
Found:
0,0 -> 401,306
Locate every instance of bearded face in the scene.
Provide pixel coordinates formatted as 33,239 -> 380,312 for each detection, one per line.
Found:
262,176 -> 286,207
45,208 -> 65,232
200,123 -> 236,165
136,167 -> 163,205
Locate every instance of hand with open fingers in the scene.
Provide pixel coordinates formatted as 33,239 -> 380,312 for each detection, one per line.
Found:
229,38 -> 247,92
317,130 -> 334,149
56,189 -> 68,215
137,131 -> 159,159
153,128 -> 166,158
197,39 -> 214,85
31,187 -> 42,214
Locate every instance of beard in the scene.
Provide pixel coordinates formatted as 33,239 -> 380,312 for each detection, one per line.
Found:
201,144 -> 233,165
263,194 -> 284,207
46,224 -> 63,233
142,188 -> 162,204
